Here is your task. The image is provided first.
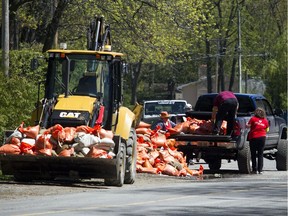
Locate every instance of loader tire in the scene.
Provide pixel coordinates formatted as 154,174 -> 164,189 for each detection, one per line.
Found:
104,141 -> 126,187
237,141 -> 251,174
276,140 -> 288,171
124,128 -> 137,184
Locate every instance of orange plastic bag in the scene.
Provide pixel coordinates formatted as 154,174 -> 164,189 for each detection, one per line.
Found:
8,137 -> 21,145
0,144 -> 21,155
166,139 -> 176,150
18,122 -> 40,139
46,124 -> 64,140
59,127 -> 76,143
20,139 -> 35,155
162,164 -> 179,176
35,134 -> 54,150
35,148 -> 52,156
137,166 -> 158,174
136,127 -> 152,135
137,121 -> 151,128
58,147 -> 75,157
76,125 -> 94,134
151,132 -> 167,148
86,146 -> 112,159
98,128 -> 113,139
159,150 -> 175,163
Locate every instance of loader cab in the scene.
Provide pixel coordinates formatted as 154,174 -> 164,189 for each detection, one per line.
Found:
41,50 -> 124,130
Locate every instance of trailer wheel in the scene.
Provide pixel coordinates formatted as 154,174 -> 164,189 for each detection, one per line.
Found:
237,141 -> 251,174
104,141 -> 126,187
207,159 -> 221,171
124,128 -> 137,184
276,140 -> 288,171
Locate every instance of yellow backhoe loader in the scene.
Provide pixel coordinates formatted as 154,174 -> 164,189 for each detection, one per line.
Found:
0,16 -> 142,187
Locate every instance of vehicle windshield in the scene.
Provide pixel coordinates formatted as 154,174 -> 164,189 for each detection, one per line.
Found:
50,54 -> 110,99
144,101 -> 186,115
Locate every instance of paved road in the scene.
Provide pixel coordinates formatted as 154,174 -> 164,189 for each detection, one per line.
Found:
0,158 -> 287,216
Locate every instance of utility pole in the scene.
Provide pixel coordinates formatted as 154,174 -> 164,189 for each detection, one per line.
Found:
1,0 -> 9,77
215,39 -> 219,93
237,1 -> 242,93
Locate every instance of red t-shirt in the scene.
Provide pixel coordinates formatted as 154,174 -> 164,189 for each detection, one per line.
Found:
248,116 -> 269,139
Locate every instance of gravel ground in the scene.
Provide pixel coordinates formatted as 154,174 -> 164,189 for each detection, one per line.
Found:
0,173 -> 203,200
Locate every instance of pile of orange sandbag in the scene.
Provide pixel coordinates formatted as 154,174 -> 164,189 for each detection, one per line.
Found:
168,117 -> 227,135
136,121 -> 204,177
0,122 -> 115,159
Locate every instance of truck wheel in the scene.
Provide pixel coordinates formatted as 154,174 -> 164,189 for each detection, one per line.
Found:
104,141 -> 126,187
124,128 -> 137,184
276,140 -> 288,171
207,159 -> 221,171
237,141 -> 251,174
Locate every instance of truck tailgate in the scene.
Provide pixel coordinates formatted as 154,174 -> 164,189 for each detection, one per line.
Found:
170,134 -> 233,142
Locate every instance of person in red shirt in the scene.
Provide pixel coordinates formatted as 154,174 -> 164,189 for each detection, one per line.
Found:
211,91 -> 239,135
247,107 -> 269,174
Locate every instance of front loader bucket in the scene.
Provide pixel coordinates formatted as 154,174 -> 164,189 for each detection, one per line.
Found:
0,136 -> 123,184
0,155 -> 117,180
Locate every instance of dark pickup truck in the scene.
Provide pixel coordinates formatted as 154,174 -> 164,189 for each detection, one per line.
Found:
171,93 -> 287,173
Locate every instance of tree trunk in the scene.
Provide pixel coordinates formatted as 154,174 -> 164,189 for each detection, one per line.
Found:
229,45 -> 238,91
130,59 -> 143,105
42,1 -> 68,52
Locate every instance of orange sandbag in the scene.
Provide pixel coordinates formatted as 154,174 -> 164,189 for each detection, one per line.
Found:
20,139 -> 35,155
178,168 -> 188,176
58,148 -> 75,157
136,127 -> 152,135
137,121 -> 151,128
35,134 -> 54,150
7,137 -> 21,145
35,148 -> 52,156
149,150 -> 160,160
188,123 -> 200,133
151,132 -> 167,148
154,162 -> 166,173
167,148 -> 185,163
198,120 -> 214,134
137,166 -> 158,174
91,125 -> 113,139
86,146 -> 112,159
45,124 -> 63,134
159,150 -> 175,163
143,159 -> 153,169
137,149 -> 149,160
18,122 -> 40,139
59,127 -> 76,143
162,164 -> 179,176
166,139 -> 176,150
99,128 -> 114,139
46,124 -> 64,140
185,165 -> 204,176
0,144 -> 21,155
76,125 -> 94,134
137,134 -> 151,143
